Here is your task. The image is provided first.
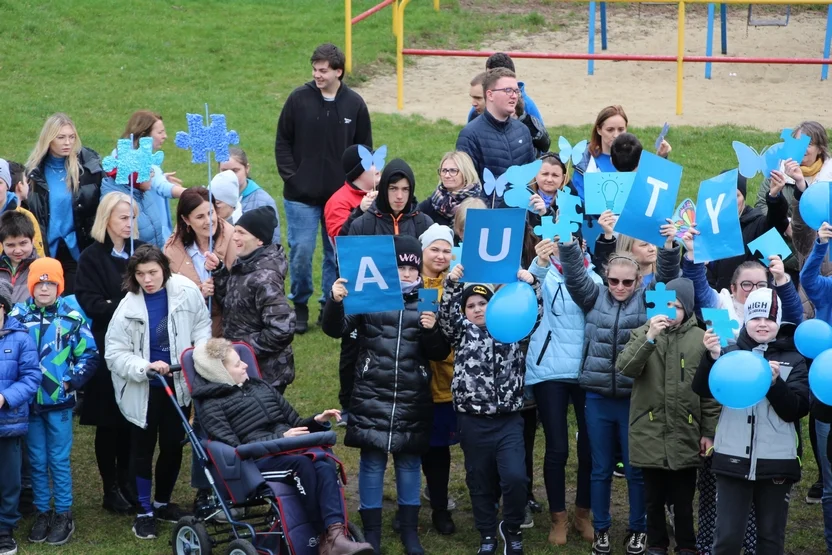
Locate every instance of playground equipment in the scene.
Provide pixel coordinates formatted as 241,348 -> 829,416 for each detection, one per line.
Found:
392,0 -> 832,115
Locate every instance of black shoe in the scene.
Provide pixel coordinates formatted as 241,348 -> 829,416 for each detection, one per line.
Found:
807,480 -> 823,504
359,508 -> 382,554
17,487 -> 34,517
478,535 -> 498,555
592,529 -> 611,555
295,303 -> 309,334
613,462 -> 625,478
27,511 -> 52,543
625,530 -> 647,555
431,509 -> 456,535
193,488 -> 213,514
154,502 -> 191,523
103,484 -> 132,514
316,303 -> 324,327
45,512 -> 75,546
499,521 -> 523,555
119,480 -> 139,509
132,515 -> 157,540
527,498 -> 543,514
0,532 -> 17,555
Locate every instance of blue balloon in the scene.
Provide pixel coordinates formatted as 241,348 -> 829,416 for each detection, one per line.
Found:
798,181 -> 831,231
708,350 -> 771,409
485,281 -> 538,343
795,319 -> 832,360
810,349 -> 832,405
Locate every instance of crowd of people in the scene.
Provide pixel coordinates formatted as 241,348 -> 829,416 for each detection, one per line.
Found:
0,40 -> 831,555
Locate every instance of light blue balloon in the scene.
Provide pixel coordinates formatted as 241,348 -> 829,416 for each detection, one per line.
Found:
485,281 -> 537,343
810,349 -> 832,405
708,350 -> 771,409
798,181 -> 831,231
795,319 -> 832,360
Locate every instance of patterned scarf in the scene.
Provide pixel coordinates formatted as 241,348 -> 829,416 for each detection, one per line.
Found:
801,158 -> 823,177
430,182 -> 483,219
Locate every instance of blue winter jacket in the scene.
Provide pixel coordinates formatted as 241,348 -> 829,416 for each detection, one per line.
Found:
526,255 -> 603,385
240,179 -> 281,243
800,240 -> 832,325
0,317 -> 41,437
101,176 -> 168,248
455,110 -> 535,182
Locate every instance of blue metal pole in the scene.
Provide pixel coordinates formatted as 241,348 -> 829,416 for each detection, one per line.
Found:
588,1 -> 596,75
720,3 -> 728,55
823,4 -> 832,80
601,2 -> 608,50
706,3 -> 715,79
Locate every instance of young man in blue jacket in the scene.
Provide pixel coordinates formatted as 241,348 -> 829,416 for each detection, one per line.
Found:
0,279 -> 41,555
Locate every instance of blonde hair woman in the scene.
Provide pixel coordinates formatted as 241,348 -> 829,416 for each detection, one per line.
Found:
451,197 -> 487,243
25,113 -> 103,294
418,151 -> 482,229
75,192 -> 142,516
615,234 -> 658,287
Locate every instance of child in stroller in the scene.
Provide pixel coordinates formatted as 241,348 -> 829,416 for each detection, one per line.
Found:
190,338 -> 373,555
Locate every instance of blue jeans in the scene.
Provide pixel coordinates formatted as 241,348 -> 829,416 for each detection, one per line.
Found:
0,437 -> 22,533
28,409 -> 74,514
816,420 -> 832,552
585,395 -> 646,532
283,199 -> 337,306
358,449 -> 421,509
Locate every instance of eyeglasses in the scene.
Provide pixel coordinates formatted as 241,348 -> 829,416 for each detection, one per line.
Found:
490,87 -> 521,97
739,280 -> 768,292
608,277 -> 636,288
438,168 -> 460,176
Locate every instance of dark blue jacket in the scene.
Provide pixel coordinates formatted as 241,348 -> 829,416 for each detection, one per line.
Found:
0,317 -> 41,438
455,110 -> 535,182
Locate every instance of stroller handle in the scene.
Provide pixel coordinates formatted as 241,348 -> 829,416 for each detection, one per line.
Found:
146,363 -> 182,381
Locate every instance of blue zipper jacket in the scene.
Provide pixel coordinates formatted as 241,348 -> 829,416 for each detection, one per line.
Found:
800,239 -> 832,325
100,176 -> 168,248
0,316 -> 41,437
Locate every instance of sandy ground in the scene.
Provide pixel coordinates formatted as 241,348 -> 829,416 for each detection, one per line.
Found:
354,5 -> 832,130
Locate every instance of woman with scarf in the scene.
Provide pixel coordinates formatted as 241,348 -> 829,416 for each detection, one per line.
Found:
418,151 -> 482,238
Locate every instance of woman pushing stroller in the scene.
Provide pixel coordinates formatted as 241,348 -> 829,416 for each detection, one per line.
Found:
190,337 -> 373,555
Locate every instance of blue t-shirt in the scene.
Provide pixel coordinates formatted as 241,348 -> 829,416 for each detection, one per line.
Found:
44,155 -> 79,260
145,289 -> 171,382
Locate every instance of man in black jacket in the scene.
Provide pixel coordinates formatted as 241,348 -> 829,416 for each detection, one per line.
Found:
275,43 -> 373,334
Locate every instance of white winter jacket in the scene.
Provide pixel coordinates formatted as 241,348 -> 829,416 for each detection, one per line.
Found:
105,274 -> 212,428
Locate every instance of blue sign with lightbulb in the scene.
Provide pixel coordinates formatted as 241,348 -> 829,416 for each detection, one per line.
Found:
584,172 -> 636,215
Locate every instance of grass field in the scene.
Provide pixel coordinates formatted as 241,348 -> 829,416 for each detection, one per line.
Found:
1,0 -> 824,553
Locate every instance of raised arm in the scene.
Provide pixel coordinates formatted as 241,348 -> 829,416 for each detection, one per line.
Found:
439,275 -> 466,347
799,238 -> 832,307
560,239 -> 601,313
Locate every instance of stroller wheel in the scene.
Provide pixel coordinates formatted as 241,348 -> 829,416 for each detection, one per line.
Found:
347,520 -> 366,543
172,516 -> 213,555
225,539 -> 257,555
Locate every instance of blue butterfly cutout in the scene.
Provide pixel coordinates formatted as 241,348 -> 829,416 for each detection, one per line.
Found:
503,185 -> 535,212
558,137 -> 588,165
358,145 -> 387,172
732,141 -> 784,179
483,168 -> 509,197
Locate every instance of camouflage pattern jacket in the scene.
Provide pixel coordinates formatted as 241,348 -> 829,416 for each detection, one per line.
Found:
214,244 -> 296,387
439,278 -> 543,415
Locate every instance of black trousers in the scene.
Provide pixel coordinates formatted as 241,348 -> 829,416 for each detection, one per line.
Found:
713,475 -> 791,555
338,330 -> 359,410
95,420 -> 133,493
522,407 -> 537,499
642,468 -> 697,551
422,446 -> 451,511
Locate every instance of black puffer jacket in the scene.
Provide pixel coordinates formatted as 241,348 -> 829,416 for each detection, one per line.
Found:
26,146 -> 103,256
191,375 -> 327,448
321,289 -> 451,454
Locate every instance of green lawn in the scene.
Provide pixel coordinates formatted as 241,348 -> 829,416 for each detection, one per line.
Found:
1,0 -> 824,553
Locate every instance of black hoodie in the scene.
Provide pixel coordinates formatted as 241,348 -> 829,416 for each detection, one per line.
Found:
275,81 -> 373,206
347,159 -> 433,238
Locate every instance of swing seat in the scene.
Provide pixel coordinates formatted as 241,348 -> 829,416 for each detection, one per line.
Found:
748,4 -> 790,27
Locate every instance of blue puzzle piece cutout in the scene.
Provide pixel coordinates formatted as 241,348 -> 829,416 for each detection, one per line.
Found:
556,190 -> 583,226
102,137 -> 165,185
701,308 -> 740,347
534,216 -> 579,240
418,288 -> 440,313
450,243 -> 463,270
503,185 -> 536,212
646,282 -> 677,319
175,113 -> 240,164
580,217 -> 604,255
780,128 -> 811,166
747,227 -> 792,266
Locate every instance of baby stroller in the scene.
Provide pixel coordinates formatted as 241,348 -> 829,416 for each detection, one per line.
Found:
149,341 -> 364,555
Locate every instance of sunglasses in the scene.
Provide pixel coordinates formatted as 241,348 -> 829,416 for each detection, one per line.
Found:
608,277 -> 636,288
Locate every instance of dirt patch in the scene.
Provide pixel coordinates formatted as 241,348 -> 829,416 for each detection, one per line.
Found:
355,5 -> 832,130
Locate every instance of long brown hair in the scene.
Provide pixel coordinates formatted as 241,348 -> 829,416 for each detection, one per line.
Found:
589,105 -> 628,157
172,187 -> 223,248
122,110 -> 162,147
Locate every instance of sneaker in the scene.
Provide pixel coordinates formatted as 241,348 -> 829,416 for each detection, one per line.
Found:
27,511 -> 52,543
592,530 -> 611,555
132,515 -> 157,540
0,532 -> 18,555
625,530 -> 647,555
499,521 -> 523,555
613,462 -> 625,478
477,535 -> 498,555
45,512 -> 75,546
807,480 -> 823,504
520,505 -> 534,529
422,486 -> 457,510
154,502 -> 191,523
527,498 -> 543,514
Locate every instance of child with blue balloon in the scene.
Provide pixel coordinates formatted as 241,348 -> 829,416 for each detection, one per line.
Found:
692,287 -> 809,555
438,264 -> 542,555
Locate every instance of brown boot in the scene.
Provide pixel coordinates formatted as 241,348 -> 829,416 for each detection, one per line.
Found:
573,507 -> 594,542
548,511 -> 568,545
318,523 -> 374,555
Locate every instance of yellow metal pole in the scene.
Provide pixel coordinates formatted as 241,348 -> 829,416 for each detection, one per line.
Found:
676,1 -> 685,115
434,0 -> 440,11
397,0 -> 411,110
345,0 -> 353,74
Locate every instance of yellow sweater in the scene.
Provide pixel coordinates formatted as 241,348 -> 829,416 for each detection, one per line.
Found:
423,274 -> 454,403
0,207 -> 45,258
